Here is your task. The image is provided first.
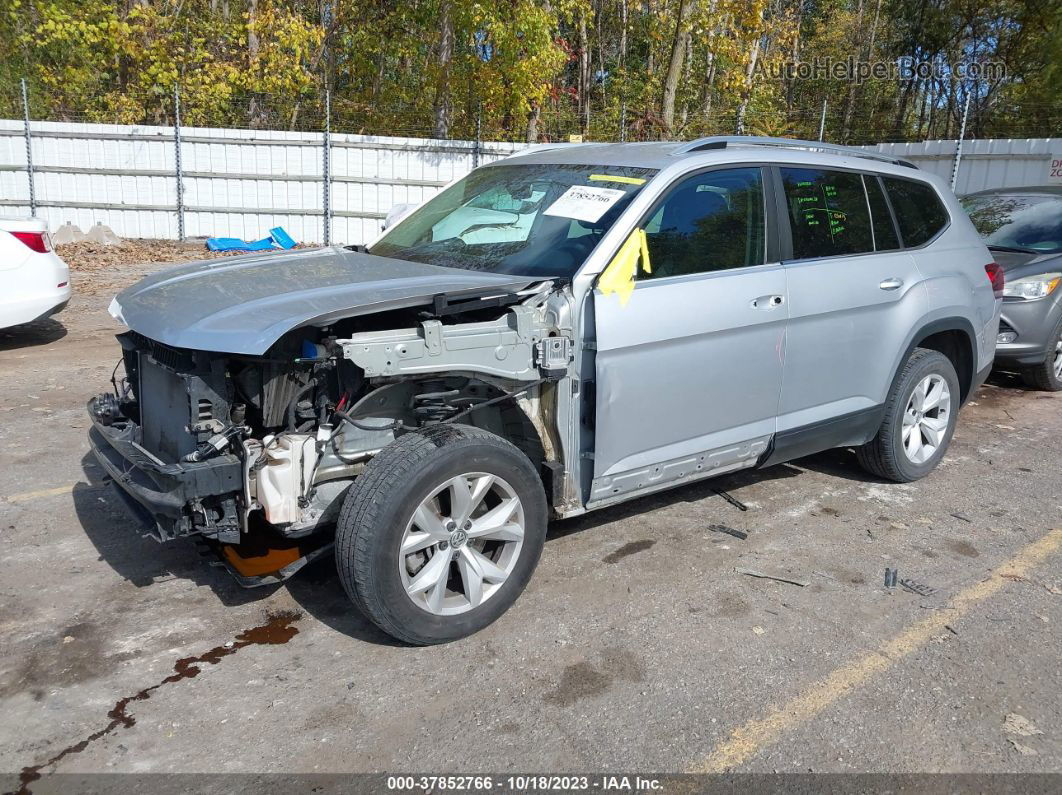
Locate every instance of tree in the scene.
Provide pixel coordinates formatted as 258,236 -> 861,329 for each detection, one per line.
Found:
661,0 -> 694,133
1,0 -> 1057,143
432,0 -> 454,138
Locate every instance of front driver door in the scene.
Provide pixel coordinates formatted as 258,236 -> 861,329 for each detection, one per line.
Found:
589,166 -> 787,504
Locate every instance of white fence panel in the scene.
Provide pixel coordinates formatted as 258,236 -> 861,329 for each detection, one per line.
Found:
861,138 -> 1062,194
6,118 -> 1057,244
0,118 -> 526,245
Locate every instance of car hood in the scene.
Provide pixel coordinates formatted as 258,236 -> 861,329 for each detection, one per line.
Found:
110,246 -> 538,355
990,247 -> 1062,282
989,246 -> 1057,271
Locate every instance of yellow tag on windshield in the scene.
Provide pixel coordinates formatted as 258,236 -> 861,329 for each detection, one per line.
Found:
589,174 -> 647,186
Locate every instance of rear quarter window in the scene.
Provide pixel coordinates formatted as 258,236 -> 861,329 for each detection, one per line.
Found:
882,176 -> 950,247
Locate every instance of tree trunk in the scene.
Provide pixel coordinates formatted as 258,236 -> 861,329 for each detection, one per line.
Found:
680,31 -> 693,126
702,57 -> 717,122
596,0 -> 607,105
734,13 -> 764,135
786,0 -> 805,114
927,78 -> 938,138
247,0 -> 259,59
526,102 -> 541,143
891,72 -> 915,139
661,0 -> 695,133
577,12 -> 591,135
646,0 -> 655,79
247,0 -> 265,128
847,0 -> 882,142
839,0 -> 865,142
915,78 -> 927,138
432,0 -> 455,139
700,0 -> 720,122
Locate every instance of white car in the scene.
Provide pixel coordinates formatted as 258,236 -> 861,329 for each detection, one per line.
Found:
0,216 -> 71,330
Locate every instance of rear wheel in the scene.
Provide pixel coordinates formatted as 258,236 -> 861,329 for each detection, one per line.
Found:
335,424 -> 547,645
1021,320 -> 1062,391
857,348 -> 960,482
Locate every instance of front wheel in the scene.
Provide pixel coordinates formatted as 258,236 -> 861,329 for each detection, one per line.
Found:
335,424 -> 548,645
856,348 -> 960,482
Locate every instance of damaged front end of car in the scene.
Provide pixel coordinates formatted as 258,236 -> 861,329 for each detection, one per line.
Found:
88,268 -> 574,586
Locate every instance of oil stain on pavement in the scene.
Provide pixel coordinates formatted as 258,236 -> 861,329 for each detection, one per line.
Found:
14,610 -> 301,795
544,648 -> 647,708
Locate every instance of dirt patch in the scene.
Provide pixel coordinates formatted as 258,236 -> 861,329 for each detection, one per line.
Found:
0,621 -> 142,700
946,539 -> 981,558
56,240 -> 239,298
710,592 -> 751,619
55,239 -> 314,303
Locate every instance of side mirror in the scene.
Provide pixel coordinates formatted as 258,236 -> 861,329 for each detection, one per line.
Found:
382,203 -> 418,231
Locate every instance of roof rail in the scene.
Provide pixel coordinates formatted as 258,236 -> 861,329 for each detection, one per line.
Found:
673,136 -> 918,168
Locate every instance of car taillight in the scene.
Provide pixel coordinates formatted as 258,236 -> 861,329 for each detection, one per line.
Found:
985,262 -> 1004,298
11,231 -> 52,253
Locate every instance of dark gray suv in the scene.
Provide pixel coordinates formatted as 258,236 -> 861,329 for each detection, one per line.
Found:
963,186 -> 1062,390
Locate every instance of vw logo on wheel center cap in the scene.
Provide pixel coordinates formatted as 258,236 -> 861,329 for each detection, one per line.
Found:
449,529 -> 469,548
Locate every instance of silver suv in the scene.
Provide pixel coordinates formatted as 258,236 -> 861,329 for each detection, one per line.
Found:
89,136 -> 1001,644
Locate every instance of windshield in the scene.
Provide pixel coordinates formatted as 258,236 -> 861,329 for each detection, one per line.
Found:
962,193 -> 1062,254
370,163 -> 656,278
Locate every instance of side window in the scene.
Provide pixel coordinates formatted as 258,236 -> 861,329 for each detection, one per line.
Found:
641,167 -> 765,278
883,176 -> 949,247
780,167 -> 874,259
865,175 -> 901,251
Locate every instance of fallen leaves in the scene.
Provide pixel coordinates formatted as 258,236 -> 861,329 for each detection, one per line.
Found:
56,240 -> 240,296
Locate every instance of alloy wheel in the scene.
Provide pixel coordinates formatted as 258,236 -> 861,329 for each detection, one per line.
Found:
399,473 -> 525,616
901,373 -> 952,464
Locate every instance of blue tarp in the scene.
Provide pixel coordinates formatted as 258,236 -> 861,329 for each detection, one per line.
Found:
206,226 -> 297,252
270,226 -> 296,249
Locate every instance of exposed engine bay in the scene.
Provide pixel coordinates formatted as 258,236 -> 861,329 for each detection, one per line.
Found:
88,280 -> 573,584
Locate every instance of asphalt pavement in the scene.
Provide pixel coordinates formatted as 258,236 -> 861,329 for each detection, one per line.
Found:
1,267 -> 1060,791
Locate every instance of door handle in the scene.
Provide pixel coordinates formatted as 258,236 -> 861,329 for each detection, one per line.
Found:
750,295 -> 785,309
879,278 -> 904,291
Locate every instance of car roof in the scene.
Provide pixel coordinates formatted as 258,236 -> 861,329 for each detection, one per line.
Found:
500,136 -> 925,180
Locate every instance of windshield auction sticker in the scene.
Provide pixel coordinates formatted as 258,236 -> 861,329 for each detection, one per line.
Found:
544,185 -> 627,223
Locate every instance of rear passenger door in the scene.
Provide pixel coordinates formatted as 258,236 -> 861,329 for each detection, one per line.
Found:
774,167 -> 928,447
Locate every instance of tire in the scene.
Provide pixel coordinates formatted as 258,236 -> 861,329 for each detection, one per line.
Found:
856,348 -> 960,483
1021,319 -> 1062,391
335,424 -> 548,645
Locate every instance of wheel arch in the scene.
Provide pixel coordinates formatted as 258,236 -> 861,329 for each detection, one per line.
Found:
893,317 -> 978,405
342,375 -> 558,504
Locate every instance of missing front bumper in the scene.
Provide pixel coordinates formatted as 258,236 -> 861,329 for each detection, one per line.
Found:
87,396 -> 243,542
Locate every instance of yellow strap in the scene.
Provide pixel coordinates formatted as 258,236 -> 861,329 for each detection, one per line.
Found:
598,229 -> 651,306
589,174 -> 647,185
